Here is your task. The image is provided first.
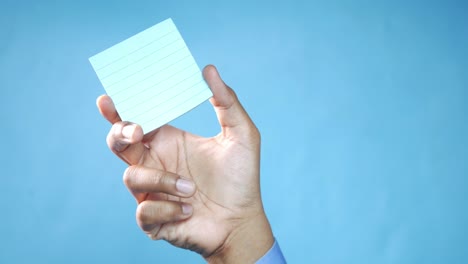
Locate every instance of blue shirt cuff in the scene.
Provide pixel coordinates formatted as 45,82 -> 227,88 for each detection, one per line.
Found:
256,239 -> 287,264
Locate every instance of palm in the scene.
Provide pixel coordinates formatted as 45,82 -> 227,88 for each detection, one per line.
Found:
140,124 -> 260,256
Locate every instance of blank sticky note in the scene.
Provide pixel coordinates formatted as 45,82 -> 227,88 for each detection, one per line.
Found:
89,18 -> 212,134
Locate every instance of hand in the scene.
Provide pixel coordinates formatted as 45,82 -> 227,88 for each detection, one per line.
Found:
96,65 -> 274,263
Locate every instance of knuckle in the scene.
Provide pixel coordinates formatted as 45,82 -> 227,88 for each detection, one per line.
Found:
151,170 -> 163,185
152,203 -> 168,217
157,172 -> 173,188
107,122 -> 128,152
150,226 -> 166,241
112,141 -> 127,153
123,166 -> 137,187
226,85 -> 236,97
245,124 -> 261,145
136,201 -> 152,224
148,233 -> 158,240
227,87 -> 238,104
251,125 -> 261,141
106,131 -> 114,150
136,201 -> 174,225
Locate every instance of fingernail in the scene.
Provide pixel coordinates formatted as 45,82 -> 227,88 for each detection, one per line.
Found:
122,125 -> 135,139
182,204 -> 193,215
176,178 -> 195,195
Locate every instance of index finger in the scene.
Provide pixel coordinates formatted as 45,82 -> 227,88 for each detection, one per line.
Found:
96,95 -> 121,124
97,95 -> 146,165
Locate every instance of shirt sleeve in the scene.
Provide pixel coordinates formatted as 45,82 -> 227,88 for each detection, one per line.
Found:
256,239 -> 287,264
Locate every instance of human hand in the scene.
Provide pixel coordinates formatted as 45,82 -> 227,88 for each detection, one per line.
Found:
96,65 -> 273,263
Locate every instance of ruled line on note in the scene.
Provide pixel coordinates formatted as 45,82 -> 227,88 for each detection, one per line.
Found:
105,51 -> 195,94
94,29 -> 177,71
109,57 -> 196,101
111,55 -> 193,106
122,75 -> 204,119
116,65 -> 199,113
99,34 -> 182,80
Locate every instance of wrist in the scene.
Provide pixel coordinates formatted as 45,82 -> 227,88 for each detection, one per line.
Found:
205,211 -> 274,264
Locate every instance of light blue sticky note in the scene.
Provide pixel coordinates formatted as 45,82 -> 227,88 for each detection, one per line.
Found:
89,18 -> 212,134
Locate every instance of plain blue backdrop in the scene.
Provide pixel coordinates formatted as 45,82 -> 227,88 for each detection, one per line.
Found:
1,0 -> 467,263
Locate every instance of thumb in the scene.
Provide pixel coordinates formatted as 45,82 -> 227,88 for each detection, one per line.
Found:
203,65 -> 258,141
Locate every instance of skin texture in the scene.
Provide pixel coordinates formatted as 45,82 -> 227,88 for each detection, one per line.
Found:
97,65 -> 274,263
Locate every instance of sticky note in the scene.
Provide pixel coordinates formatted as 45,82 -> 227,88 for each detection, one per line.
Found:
89,18 -> 212,134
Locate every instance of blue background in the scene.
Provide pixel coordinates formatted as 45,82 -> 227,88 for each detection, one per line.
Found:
1,0 -> 467,263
